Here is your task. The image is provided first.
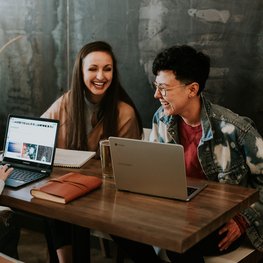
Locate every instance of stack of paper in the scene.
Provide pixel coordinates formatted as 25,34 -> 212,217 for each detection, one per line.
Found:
54,148 -> 96,168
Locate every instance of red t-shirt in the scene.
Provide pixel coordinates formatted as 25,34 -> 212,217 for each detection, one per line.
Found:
179,120 -> 248,232
179,119 -> 205,179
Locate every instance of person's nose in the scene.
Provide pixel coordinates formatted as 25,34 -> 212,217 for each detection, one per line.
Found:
96,69 -> 104,80
154,88 -> 162,99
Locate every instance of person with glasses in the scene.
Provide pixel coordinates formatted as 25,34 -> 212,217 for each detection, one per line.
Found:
113,45 -> 263,262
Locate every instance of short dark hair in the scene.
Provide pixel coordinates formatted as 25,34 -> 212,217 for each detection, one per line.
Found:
152,45 -> 210,94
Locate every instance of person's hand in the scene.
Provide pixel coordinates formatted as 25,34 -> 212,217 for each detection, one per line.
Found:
218,218 -> 242,251
0,165 -> 14,181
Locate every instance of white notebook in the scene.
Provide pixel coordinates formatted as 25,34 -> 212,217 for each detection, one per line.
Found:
54,148 -> 96,168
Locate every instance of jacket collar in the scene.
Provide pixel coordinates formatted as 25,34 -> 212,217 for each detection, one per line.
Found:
199,94 -> 213,142
159,94 -> 214,142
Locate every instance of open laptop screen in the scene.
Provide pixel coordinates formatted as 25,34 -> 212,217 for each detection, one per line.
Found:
3,115 -> 59,168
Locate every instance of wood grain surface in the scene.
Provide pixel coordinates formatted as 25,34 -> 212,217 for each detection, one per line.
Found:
0,159 -> 258,253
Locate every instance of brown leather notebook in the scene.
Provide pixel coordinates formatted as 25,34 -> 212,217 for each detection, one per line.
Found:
30,172 -> 102,204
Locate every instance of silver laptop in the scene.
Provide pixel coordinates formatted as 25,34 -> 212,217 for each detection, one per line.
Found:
109,137 -> 207,201
2,115 -> 59,188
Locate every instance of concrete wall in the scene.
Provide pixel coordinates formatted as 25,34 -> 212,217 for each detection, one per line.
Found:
0,0 -> 263,145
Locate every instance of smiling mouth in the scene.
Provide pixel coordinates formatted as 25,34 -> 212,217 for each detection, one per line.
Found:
93,81 -> 106,88
160,100 -> 170,107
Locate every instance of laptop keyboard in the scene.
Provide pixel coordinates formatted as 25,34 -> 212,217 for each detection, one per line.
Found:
187,186 -> 197,196
9,168 -> 46,183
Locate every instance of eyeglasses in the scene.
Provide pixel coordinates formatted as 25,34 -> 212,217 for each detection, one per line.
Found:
152,81 -> 170,97
152,81 -> 188,97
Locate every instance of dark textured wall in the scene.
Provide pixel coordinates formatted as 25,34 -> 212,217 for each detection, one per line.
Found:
0,0 -> 67,145
0,0 -> 263,146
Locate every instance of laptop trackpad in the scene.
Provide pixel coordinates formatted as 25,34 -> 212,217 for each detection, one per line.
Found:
5,178 -> 24,188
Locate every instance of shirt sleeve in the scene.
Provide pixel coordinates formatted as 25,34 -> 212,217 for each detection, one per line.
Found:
0,179 -> 11,211
233,212 -> 250,234
41,92 -> 70,124
0,179 -> 4,195
239,125 -> 263,250
117,102 -> 142,139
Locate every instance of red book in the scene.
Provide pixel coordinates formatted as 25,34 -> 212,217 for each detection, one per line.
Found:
30,172 -> 102,204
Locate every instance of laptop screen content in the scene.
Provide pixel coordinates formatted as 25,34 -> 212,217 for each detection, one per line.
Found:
3,116 -> 58,167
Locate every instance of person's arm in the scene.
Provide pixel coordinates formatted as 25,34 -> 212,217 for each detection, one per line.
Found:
240,127 -> 263,250
217,123 -> 263,251
0,165 -> 14,195
41,94 -> 67,121
117,102 -> 142,139
0,180 -> 4,195
41,93 -> 69,149
218,213 -> 250,251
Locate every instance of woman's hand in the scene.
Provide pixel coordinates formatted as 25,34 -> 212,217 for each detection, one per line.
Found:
0,165 -> 14,181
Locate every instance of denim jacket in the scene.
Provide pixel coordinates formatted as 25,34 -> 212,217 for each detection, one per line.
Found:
150,95 -> 263,251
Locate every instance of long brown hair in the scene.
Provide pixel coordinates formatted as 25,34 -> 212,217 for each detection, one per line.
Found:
66,41 -> 142,150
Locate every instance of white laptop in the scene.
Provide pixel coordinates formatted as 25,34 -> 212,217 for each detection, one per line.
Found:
109,137 -> 207,201
2,114 -> 59,188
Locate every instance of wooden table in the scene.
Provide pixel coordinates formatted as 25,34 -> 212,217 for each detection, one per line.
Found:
0,159 -> 259,260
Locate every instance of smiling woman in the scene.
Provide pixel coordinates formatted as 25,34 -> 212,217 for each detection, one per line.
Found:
41,41 -> 143,263
42,41 -> 143,156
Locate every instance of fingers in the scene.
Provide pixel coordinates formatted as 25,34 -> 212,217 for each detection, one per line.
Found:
218,225 -> 228,235
218,219 -> 241,251
0,164 -> 14,181
218,227 -> 239,251
2,164 -> 13,173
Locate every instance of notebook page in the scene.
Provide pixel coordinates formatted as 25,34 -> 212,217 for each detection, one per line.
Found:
54,148 -> 96,168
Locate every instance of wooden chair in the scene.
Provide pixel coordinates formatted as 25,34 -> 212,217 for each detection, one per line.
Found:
156,241 -> 263,263
143,128 -> 151,141
205,242 -> 263,263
